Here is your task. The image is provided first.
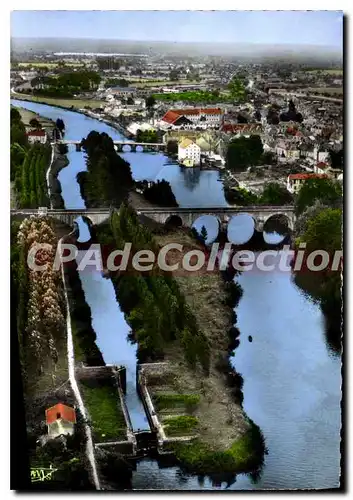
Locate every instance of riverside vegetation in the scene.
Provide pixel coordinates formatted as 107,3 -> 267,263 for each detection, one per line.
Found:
11,106 -> 51,208
293,177 -> 343,351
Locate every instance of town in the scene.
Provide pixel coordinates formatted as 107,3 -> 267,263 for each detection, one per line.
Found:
11,47 -> 343,197
10,10 -> 343,493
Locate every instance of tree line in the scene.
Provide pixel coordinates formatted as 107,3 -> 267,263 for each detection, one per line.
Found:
31,71 -> 101,98
13,142 -> 51,208
293,177 -> 342,351
95,203 -> 211,373
77,131 -> 134,207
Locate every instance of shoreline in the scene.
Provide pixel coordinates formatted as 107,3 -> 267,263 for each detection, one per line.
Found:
11,94 -> 132,138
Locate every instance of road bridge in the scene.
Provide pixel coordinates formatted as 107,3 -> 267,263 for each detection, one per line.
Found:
10,205 -> 296,232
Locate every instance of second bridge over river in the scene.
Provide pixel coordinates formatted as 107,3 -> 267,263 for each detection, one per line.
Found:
55,140 -> 166,153
11,205 -> 296,232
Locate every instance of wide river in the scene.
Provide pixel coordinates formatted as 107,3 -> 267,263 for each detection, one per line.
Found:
12,99 -> 341,490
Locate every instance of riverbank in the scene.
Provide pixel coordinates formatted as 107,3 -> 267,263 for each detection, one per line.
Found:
11,92 -> 106,111
11,94 -> 131,138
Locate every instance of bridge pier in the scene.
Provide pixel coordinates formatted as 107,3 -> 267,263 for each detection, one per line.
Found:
75,143 -> 82,152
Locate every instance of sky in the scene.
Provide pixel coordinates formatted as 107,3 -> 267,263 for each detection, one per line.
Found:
11,10 -> 343,48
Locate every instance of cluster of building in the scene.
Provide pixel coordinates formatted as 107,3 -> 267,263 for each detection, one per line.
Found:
12,55 -> 343,183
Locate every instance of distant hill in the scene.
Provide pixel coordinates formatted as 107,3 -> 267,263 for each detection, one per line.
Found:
10,37 -> 343,63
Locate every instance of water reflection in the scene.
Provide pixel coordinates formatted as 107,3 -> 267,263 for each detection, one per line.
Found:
227,215 -> 255,245
75,216 -> 91,242
192,215 -> 220,244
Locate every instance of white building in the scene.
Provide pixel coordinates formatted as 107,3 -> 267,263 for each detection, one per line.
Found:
26,130 -> 47,144
178,139 -> 201,166
161,108 -> 223,130
287,173 -> 328,194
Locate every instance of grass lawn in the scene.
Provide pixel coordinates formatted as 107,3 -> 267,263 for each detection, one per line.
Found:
171,422 -> 264,474
79,380 -> 127,442
11,92 -> 106,110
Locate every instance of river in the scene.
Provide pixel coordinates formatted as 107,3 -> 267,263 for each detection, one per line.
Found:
12,99 -> 341,490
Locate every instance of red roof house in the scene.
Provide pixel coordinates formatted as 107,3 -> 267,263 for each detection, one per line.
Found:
45,403 -> 76,438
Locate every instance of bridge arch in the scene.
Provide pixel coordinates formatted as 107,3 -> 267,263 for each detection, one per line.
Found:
264,213 -> 294,233
165,214 -> 183,227
191,215 -> 221,244
227,213 -> 256,244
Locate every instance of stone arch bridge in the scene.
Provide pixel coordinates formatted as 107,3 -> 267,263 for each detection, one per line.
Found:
10,206 -> 296,232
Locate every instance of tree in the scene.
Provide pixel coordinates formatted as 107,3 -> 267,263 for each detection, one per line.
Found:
260,182 -> 293,205
199,225 -> 208,243
300,207 -> 342,254
169,69 -> 180,81
226,135 -> 263,172
29,118 -> 41,129
55,118 -> 65,134
228,77 -> 246,101
167,140 -> 178,155
127,96 -> 134,105
145,95 -> 156,108
295,177 -> 342,215
329,149 -> 343,170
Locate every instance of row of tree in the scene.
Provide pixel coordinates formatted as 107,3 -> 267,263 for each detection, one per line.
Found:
11,107 -> 29,179
13,143 -> 51,208
96,203 -> 211,372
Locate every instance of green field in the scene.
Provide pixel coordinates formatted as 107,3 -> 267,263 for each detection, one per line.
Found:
130,79 -> 200,88
11,92 -> 106,110
80,380 -> 127,442
152,90 -> 232,103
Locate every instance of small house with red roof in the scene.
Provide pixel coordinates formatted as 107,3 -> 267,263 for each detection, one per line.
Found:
26,129 -> 47,144
287,173 -> 328,194
45,403 -> 76,438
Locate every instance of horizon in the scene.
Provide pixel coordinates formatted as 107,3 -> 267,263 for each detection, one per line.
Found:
11,11 -> 343,49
